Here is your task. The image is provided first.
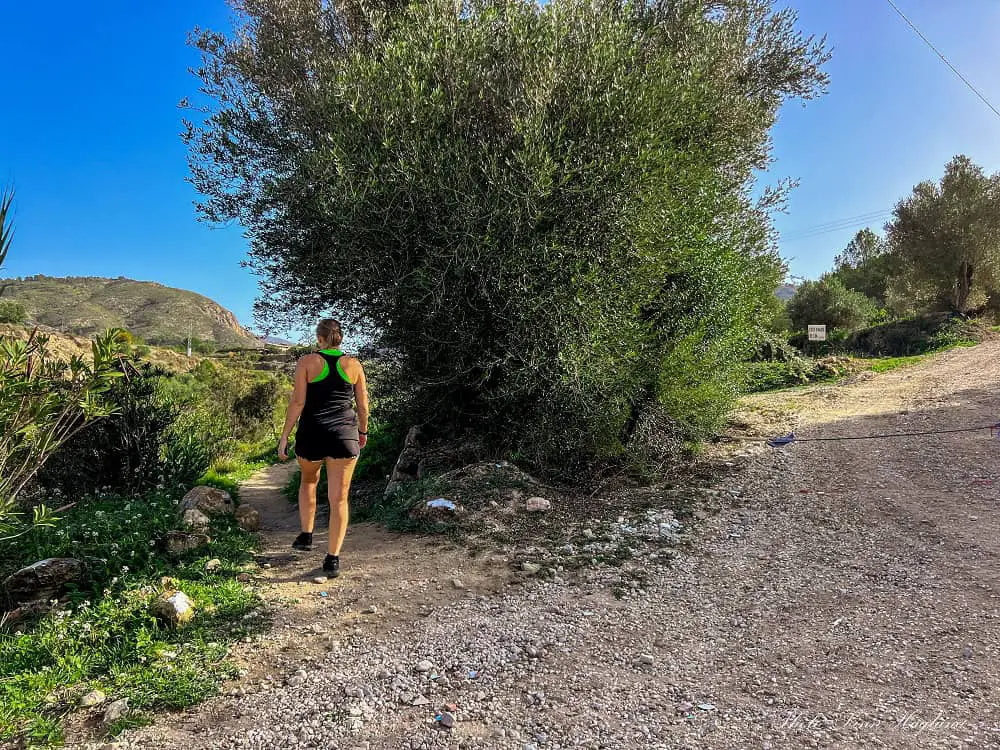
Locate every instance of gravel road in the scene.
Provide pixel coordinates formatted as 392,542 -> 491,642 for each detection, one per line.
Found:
114,341 -> 1000,750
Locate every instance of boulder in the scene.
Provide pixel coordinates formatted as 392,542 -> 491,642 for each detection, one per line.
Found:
80,689 -> 107,708
165,531 -> 210,557
150,590 -> 195,627
3,558 -> 83,604
180,486 -> 234,517
182,508 -> 210,530
2,599 -> 56,626
234,505 -> 261,532
103,698 -> 129,724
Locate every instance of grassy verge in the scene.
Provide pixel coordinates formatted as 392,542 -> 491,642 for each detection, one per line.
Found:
0,485 -> 265,747
198,441 -> 280,498
745,339 -> 979,394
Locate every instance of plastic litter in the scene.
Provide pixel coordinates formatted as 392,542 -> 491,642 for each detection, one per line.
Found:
426,498 -> 457,511
319,592 -> 328,598
767,433 -> 796,448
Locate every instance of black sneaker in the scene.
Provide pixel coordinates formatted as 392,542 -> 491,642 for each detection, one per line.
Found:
323,554 -> 340,577
292,532 -> 313,551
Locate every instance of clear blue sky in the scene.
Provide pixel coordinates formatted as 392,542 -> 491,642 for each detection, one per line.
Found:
1,0 -> 999,329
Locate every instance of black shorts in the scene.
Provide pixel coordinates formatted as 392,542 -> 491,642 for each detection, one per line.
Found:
294,428 -> 359,462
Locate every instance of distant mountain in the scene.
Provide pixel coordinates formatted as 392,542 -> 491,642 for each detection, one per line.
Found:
263,335 -> 297,347
0,275 -> 263,349
775,283 -> 798,301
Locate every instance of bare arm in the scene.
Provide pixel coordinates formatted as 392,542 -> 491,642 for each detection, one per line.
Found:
278,358 -> 309,460
345,357 -> 370,448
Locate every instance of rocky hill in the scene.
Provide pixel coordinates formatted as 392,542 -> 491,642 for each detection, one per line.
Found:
0,276 -> 262,349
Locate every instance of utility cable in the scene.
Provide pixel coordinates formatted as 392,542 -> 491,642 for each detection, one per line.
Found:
885,0 -> 1000,121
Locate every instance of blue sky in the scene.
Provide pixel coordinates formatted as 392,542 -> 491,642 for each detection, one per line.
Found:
1,0 -> 999,329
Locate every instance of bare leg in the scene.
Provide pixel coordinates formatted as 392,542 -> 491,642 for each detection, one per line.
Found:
297,458 -> 323,533
325,457 -> 358,555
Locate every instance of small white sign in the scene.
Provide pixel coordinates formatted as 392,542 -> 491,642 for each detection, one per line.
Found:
808,325 -> 827,341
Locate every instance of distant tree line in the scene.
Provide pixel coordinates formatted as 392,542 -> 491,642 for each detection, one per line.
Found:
786,155 -> 1000,336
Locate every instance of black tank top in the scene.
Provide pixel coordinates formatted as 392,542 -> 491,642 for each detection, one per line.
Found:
300,351 -> 358,436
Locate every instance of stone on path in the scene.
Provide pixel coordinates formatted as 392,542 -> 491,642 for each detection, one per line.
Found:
180,486 -> 234,516
80,689 -> 107,708
103,698 -> 129,724
234,505 -> 261,532
526,496 -> 551,512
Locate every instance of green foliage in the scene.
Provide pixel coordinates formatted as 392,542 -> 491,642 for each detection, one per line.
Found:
157,360 -> 289,477
37,361 -> 179,498
187,0 -> 829,470
0,328 -> 127,539
0,275 -> 262,349
0,488 -> 263,745
887,155 -> 1000,313
786,275 -> 877,334
832,228 -> 895,306
846,313 -> 987,357
0,300 -> 26,324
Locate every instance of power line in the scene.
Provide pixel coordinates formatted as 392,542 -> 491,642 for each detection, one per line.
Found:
781,210 -> 893,243
885,0 -> 1000,121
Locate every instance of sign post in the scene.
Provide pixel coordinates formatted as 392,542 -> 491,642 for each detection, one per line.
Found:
807,325 -> 827,342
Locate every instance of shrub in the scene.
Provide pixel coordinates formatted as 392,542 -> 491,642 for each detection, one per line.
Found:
787,276 -> 878,334
36,361 -> 177,498
0,300 -> 26,324
846,313 -> 987,357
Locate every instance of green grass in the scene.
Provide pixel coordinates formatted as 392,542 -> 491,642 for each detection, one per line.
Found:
198,441 -> 279,499
747,338 -> 981,394
0,484 -> 265,746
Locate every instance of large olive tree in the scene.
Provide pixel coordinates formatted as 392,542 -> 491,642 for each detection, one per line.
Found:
185,0 -> 829,468
888,155 -> 1000,313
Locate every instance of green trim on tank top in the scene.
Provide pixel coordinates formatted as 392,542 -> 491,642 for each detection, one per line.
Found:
310,349 -> 352,384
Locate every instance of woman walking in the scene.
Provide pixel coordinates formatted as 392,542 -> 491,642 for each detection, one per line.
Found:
278,319 -> 369,576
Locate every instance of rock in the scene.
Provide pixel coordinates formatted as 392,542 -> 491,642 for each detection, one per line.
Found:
452,579 -> 465,589
3,558 -> 83,604
521,562 -> 541,575
410,695 -> 431,706
103,698 -> 129,724
236,572 -> 252,583
362,605 -> 378,615
1,599 -> 54,626
165,531 -> 210,557
150,591 -> 195,627
313,576 -> 328,584
180,486 -> 234,517
182,508 -> 210,530
80,689 -> 107,708
525,497 -> 551,512
439,711 -> 456,729
677,701 -> 694,714
205,559 -> 222,572
234,505 -> 261,532
637,654 -> 655,665
415,660 -> 433,673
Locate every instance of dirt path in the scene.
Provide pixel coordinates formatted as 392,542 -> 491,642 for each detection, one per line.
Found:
116,342 -> 1000,750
